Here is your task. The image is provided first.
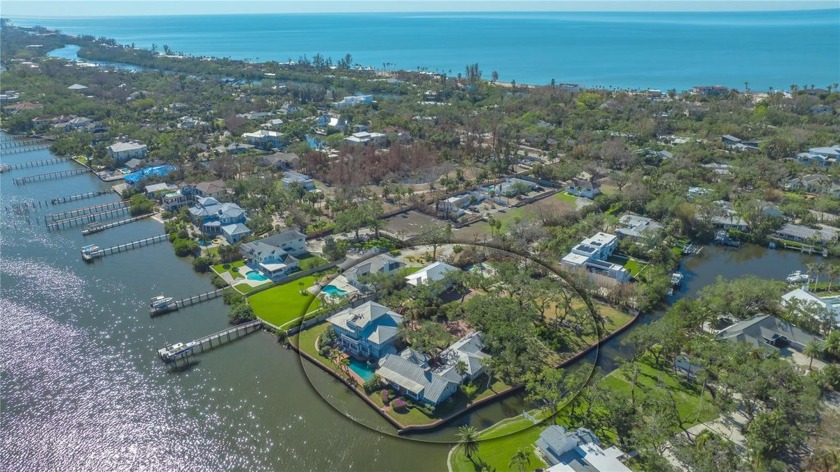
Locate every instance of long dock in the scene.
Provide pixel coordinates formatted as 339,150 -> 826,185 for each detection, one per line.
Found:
157,320 -> 263,364
150,288 -> 229,316
82,214 -> 152,235
0,138 -> 47,149
51,190 -> 113,205
0,157 -> 67,171
48,207 -> 130,231
47,200 -> 127,222
0,145 -> 51,156
13,168 -> 89,185
83,233 -> 169,260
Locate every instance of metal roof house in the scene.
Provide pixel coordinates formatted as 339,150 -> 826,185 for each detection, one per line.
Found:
536,425 -> 630,472
328,302 -> 403,360
716,314 -> 823,352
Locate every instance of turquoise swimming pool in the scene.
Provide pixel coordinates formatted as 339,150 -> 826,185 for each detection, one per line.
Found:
322,285 -> 346,297
245,270 -> 268,281
348,358 -> 375,382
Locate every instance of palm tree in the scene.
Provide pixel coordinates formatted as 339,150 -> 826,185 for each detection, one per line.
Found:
815,262 -> 826,290
806,262 -> 817,290
508,448 -> 531,472
828,264 -> 839,292
456,425 -> 480,464
804,340 -> 825,371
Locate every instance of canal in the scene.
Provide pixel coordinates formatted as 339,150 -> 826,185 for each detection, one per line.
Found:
0,134 -> 823,470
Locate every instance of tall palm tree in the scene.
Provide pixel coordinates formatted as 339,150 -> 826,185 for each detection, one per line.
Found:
508,448 -> 531,472
804,340 -> 825,371
815,262 -> 826,290
456,425 -> 480,464
828,264 -> 839,293
806,262 -> 817,290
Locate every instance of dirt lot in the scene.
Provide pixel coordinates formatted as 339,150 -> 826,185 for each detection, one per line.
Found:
383,210 -> 448,239
451,193 -> 580,242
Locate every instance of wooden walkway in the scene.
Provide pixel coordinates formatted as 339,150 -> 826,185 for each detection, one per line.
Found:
0,157 -> 66,171
51,190 -> 112,206
0,145 -> 50,156
84,234 -> 169,260
157,320 -> 263,364
13,168 -> 89,185
150,288 -> 228,316
47,200 -> 127,222
0,138 -> 47,149
48,207 -> 130,231
82,214 -> 152,235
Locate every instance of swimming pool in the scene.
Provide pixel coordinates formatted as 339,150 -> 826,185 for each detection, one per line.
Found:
348,358 -> 376,382
245,270 -> 268,281
322,285 -> 347,297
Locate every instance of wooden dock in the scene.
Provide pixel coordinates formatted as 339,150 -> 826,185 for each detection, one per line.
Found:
0,145 -> 51,155
13,168 -> 89,185
51,190 -> 113,206
157,320 -> 263,363
83,233 -> 169,260
82,214 -> 152,235
48,207 -> 131,231
0,157 -> 67,171
0,138 -> 47,149
47,200 -> 128,222
150,288 -> 229,316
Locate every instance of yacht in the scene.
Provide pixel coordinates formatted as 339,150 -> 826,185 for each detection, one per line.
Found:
80,244 -> 100,262
786,270 -> 810,284
149,295 -> 178,315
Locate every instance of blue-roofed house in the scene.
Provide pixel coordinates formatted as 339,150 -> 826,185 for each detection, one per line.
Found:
536,425 -> 630,472
328,301 -> 403,360
188,196 -> 250,242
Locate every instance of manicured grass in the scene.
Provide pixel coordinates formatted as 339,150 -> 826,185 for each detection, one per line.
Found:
247,275 -> 322,327
556,192 -> 576,203
73,155 -> 89,166
297,253 -> 328,271
212,260 -> 245,278
234,282 -> 271,294
450,418 -> 549,472
623,258 -> 644,276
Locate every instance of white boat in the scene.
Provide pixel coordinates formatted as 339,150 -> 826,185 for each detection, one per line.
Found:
785,270 -> 810,284
81,244 -> 101,262
161,341 -> 196,360
671,272 -> 684,286
149,295 -> 178,315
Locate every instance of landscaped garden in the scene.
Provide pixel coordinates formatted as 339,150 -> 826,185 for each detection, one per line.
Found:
212,260 -> 245,278
248,274 -> 323,327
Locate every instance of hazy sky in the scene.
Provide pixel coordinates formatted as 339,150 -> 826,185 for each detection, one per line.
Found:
3,0 -> 837,17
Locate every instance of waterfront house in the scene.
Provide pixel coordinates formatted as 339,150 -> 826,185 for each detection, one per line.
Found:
328,301 -> 403,360
564,177 -> 600,199
282,171 -> 315,190
711,201 -> 749,231
221,223 -> 252,244
161,190 -> 190,212
345,254 -> 405,290
144,182 -> 178,198
239,230 -> 307,279
782,288 -> 840,324
615,213 -> 663,240
561,232 -> 630,282
107,141 -> 147,163
536,426 -> 630,472
406,262 -> 459,287
716,313 -> 824,353
376,332 -> 489,406
242,129 -> 283,149
188,196 -> 249,242
774,223 -> 835,245
124,158 -> 144,171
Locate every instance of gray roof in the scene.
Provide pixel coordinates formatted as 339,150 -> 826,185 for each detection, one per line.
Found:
221,223 -> 252,237
257,230 -> 307,247
240,230 -> 305,258
328,301 -> 403,347
536,425 -> 600,467
377,351 -> 459,404
616,213 -> 663,238
195,179 -> 227,195
717,314 -> 822,350
345,254 -> 405,280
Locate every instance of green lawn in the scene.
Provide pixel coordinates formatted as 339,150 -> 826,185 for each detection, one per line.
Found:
556,192 -> 577,204
450,416 -> 549,472
234,282 -> 271,294
212,260 -> 245,278
298,253 -> 328,271
248,275 -> 323,327
623,258 -> 644,276
73,155 -> 89,166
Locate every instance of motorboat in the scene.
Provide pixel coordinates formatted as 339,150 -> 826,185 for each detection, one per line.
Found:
786,270 -> 810,284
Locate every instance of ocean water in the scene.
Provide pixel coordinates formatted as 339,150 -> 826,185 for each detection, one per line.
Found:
12,10 -> 840,91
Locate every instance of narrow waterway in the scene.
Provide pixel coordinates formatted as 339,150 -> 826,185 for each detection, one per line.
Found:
0,135 -> 823,470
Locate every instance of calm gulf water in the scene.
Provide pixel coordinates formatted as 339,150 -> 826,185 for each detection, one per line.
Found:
11,10 -> 840,90
0,134 -> 825,470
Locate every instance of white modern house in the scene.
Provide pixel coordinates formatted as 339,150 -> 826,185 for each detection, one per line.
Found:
242,130 -> 282,148
333,94 -> 373,108
405,262 -> 459,287
345,254 -> 405,289
615,213 -> 663,239
107,141 -> 148,163
345,131 -> 388,147
536,426 -> 630,472
561,232 -> 630,282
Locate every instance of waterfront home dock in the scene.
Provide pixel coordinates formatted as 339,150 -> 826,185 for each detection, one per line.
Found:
12,168 -> 90,185
47,200 -> 128,222
81,233 -> 169,261
51,190 -> 113,206
149,288 -> 229,316
0,138 -> 47,149
157,320 -> 263,363
48,207 -> 131,230
0,144 -> 51,155
0,157 -> 67,171
82,214 -> 152,235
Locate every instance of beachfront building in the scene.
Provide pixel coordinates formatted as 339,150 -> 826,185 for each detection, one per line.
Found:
561,232 -> 630,282
188,196 -> 250,243
328,301 -> 403,360
107,141 -> 147,163
376,332 -> 489,406
242,129 -> 283,149
536,426 -> 630,472
615,213 -> 663,240
345,254 -> 405,290
239,230 -> 307,280
406,262 -> 460,287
